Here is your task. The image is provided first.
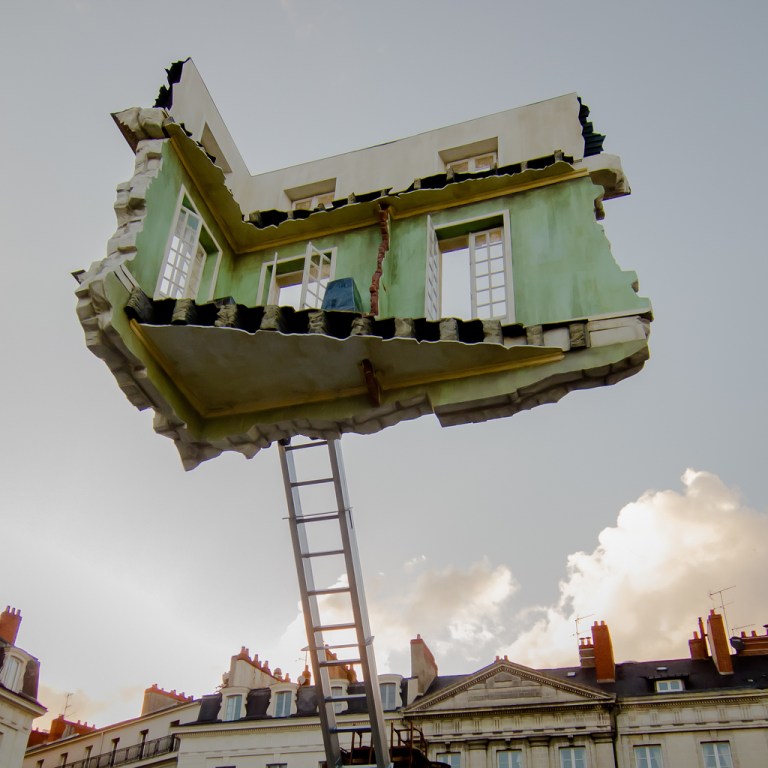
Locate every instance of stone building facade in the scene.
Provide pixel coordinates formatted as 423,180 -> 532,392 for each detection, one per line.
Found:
24,610 -> 768,768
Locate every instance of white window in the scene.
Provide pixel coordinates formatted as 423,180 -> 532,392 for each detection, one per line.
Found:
560,747 -> 586,768
262,244 -> 336,310
426,213 -> 512,322
293,192 -> 334,211
497,750 -> 523,768
379,682 -> 397,711
156,193 -> 220,301
654,679 -> 684,693
702,742 -> 733,768
446,152 -> 497,174
634,745 -> 662,768
0,654 -> 21,691
224,694 -> 242,721
274,690 -> 293,718
331,684 -> 345,714
437,753 -> 461,768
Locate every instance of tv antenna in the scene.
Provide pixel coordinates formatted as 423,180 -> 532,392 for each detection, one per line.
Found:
709,585 -> 736,637
573,613 -> 595,639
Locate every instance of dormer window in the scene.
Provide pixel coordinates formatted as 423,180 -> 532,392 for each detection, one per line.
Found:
655,678 -> 684,693
224,693 -> 242,721
378,674 -> 402,711
274,690 -> 292,717
446,153 -> 497,174
0,654 -> 22,691
285,179 -> 336,212
293,192 -> 334,211
440,138 -> 499,175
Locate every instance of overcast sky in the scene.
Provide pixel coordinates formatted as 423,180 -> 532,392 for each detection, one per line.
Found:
2,0 -> 766,730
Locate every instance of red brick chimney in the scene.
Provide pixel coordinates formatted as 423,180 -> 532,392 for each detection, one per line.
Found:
591,621 -> 615,683
733,625 -> 768,656
689,616 -> 709,660
706,610 -> 733,675
410,635 -> 438,695
141,684 -> 194,716
0,606 -> 22,645
578,636 -> 595,668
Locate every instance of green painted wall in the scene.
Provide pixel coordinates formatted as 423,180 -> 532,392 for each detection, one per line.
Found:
382,177 -> 649,323
224,226 -> 381,313
134,151 -> 646,328
132,144 -> 234,301
507,177 -> 648,325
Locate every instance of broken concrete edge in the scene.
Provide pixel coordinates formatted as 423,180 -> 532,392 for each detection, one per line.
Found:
154,342 -> 649,471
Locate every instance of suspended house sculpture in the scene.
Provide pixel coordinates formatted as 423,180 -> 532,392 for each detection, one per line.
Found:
76,59 -> 652,470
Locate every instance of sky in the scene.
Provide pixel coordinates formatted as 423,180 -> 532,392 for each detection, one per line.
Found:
1,0 -> 767,731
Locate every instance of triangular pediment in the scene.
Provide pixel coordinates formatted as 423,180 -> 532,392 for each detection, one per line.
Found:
406,660 -> 612,713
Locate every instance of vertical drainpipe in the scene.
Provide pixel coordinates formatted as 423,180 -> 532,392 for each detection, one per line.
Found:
369,204 -> 390,316
609,702 -> 620,768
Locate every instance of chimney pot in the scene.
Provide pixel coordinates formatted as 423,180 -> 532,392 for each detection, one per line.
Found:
0,605 -> 23,645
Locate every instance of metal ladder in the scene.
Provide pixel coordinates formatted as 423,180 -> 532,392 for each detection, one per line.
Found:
278,437 -> 390,768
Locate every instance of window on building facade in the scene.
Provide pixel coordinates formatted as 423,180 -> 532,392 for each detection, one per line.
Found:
0,654 -> 21,690
701,742 -> 733,768
224,694 -> 242,721
379,682 -> 397,711
262,244 -> 336,310
156,193 -> 219,301
445,152 -> 497,174
331,685 -> 345,714
437,752 -> 461,768
274,690 -> 293,718
559,746 -> 586,768
497,749 -> 523,768
426,214 -> 511,322
654,679 -> 684,693
293,192 -> 335,211
634,745 -> 662,768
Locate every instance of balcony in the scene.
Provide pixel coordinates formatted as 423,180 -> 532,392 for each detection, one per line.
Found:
62,735 -> 179,768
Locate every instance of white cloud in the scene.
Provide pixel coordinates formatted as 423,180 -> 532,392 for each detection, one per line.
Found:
502,470 -> 768,667
277,470 -> 767,680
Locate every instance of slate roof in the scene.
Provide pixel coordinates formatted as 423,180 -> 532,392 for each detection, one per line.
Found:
186,656 -> 768,725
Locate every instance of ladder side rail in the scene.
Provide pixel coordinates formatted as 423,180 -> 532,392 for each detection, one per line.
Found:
278,442 -> 342,768
327,439 -> 391,768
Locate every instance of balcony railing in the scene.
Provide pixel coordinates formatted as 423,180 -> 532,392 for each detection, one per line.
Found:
62,735 -> 179,768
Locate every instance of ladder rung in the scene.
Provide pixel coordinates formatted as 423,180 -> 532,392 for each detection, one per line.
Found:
319,658 -> 361,667
283,440 -> 329,451
314,623 -> 357,632
325,693 -> 368,702
302,549 -> 345,558
295,513 -> 340,524
330,726 -> 371,734
291,477 -> 334,487
308,587 -> 350,596
309,642 -> 361,651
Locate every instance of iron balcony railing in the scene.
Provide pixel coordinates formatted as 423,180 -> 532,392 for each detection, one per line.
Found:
61,734 -> 179,768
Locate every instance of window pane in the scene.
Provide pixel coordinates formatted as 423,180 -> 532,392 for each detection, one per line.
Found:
497,751 -> 521,768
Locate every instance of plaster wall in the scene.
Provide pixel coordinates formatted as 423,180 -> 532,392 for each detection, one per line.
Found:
23,701 -> 200,768
233,94 -> 586,213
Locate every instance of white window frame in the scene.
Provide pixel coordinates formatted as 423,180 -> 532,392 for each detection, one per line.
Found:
274,690 -> 293,718
155,189 -> 222,302
634,745 -> 662,768
654,679 -> 684,693
0,653 -> 22,691
425,211 -> 513,322
446,152 -> 498,174
559,746 -> 587,768
330,681 -> 348,714
436,752 -> 461,768
258,244 -> 337,310
497,749 -> 523,768
701,742 -> 733,768
293,191 -> 335,211
224,693 -> 242,721
379,682 -> 397,711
